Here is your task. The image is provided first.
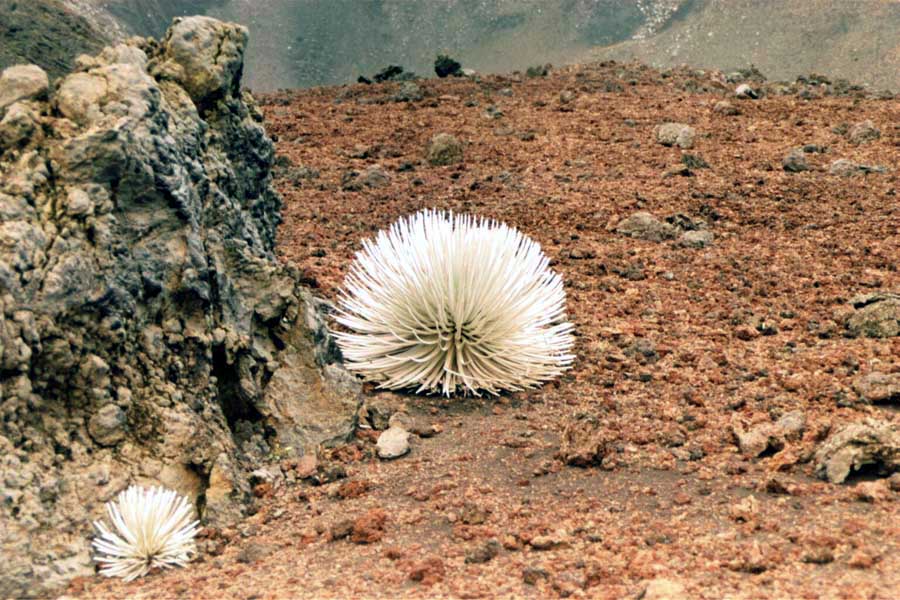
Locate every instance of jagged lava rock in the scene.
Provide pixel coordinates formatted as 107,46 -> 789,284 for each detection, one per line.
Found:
814,420 -> 900,484
559,413 -> 617,467
852,372 -> 900,404
845,292 -> 900,338
0,17 -> 359,597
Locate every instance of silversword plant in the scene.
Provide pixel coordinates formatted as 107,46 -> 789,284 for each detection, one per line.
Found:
334,209 -> 574,395
92,485 -> 200,581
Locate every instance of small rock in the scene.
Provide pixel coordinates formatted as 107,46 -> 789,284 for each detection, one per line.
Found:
377,426 -> 411,459
464,539 -> 501,564
459,501 -> 491,525
847,120 -> 880,145
348,144 -> 373,159
559,90 -> 576,104
679,230 -> 714,248
672,492 -> 692,506
392,82 -> 423,103
526,64 -> 551,78
852,372 -> 900,404
483,105 -> 503,119
889,472 -> 900,492
296,454 -> 318,478
330,519 -> 353,540
408,557 -> 445,585
713,100 -> 740,115
615,212 -> 677,242
235,542 -> 273,564
553,570 -> 587,597
681,154 -> 709,169
0,102 -> 39,148
523,567 -> 550,585
729,495 -> 759,522
529,532 -> 568,550
854,480 -> 891,503
361,164 -> 390,188
664,164 -> 693,178
559,413 -> 616,467
814,419 -> 900,483
87,404 -> 127,447
802,547 -> 835,565
731,411 -> 805,458
656,122 -> 695,149
426,133 -> 463,166
336,479 -> 371,499
350,508 -> 388,544
0,65 -> 49,112
777,411 -> 807,441
848,548 -> 879,569
845,293 -> 900,338
734,84 -> 758,99
642,578 -> 688,600
829,159 -> 886,177
782,148 -> 809,172
729,541 -> 769,573
65,188 -> 94,217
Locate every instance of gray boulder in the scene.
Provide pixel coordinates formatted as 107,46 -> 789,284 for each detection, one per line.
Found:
829,159 -> 886,177
0,17 -> 359,597
679,230 -> 714,248
615,212 -> 677,242
427,133 -> 464,166
782,148 -> 810,172
847,120 -> 880,145
734,83 -> 759,99
655,122 -> 695,149
377,426 -> 411,459
845,293 -> 900,338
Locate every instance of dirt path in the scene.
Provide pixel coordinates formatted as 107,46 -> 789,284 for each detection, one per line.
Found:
72,62 -> 899,599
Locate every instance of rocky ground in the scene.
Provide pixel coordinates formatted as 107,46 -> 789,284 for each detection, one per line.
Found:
70,63 -> 898,598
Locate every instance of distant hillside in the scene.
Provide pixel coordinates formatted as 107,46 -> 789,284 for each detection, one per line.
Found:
0,0 -> 106,79
1,1 -> 897,92
98,0 -> 226,39
206,0 -> 673,91
587,0 -> 900,91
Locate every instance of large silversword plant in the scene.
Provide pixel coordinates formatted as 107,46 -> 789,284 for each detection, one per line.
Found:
334,209 -> 575,396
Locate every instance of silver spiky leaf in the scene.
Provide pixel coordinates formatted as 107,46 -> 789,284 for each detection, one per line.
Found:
92,485 -> 200,581
333,209 -> 575,395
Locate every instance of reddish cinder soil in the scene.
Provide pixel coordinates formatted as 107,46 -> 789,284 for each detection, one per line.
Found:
72,63 -> 898,599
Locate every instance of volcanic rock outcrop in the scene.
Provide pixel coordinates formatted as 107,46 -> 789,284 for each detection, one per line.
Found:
0,16 -> 359,597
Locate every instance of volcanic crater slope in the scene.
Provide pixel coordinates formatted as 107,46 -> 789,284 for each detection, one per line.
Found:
74,59 -> 899,598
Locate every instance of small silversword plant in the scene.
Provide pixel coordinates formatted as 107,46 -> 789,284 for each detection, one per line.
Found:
92,485 -> 200,581
334,209 -> 574,395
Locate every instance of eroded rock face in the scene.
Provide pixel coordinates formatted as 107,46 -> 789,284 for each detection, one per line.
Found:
0,17 -> 359,597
